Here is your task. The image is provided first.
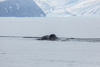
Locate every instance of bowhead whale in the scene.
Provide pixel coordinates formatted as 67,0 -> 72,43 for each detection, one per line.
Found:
38,34 -> 58,40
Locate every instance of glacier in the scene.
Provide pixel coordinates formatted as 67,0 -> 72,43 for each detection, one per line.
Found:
34,0 -> 100,17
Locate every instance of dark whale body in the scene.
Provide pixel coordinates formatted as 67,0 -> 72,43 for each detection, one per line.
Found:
38,34 -> 58,41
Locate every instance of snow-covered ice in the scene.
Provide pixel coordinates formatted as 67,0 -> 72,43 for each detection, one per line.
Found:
0,17 -> 100,67
34,0 -> 100,17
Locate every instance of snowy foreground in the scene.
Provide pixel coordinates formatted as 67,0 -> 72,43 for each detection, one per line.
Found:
0,17 -> 100,67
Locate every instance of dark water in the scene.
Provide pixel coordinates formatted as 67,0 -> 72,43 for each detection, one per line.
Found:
0,36 -> 100,42
60,38 -> 100,42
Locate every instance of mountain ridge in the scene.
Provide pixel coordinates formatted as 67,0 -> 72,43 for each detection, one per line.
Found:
0,0 -> 46,17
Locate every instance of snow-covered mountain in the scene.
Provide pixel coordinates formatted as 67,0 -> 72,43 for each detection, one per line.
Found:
0,0 -> 6,2
0,0 -> 46,17
34,0 -> 100,17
